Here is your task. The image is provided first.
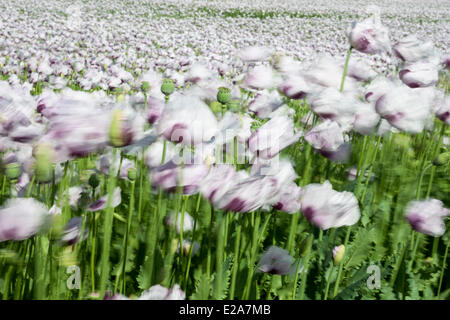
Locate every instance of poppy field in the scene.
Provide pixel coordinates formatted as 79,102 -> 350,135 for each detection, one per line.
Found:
0,0 -> 449,300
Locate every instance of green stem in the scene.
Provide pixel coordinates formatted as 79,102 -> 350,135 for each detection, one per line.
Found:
437,243 -> 449,299
340,47 -> 352,93
98,149 -> 118,297
121,179 -> 135,294
229,217 -> 242,299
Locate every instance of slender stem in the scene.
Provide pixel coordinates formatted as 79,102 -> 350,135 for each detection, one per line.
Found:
324,265 -> 335,300
98,149 -> 118,297
340,47 -> 352,93
121,179 -> 135,294
229,217 -> 242,299
437,243 -> 449,299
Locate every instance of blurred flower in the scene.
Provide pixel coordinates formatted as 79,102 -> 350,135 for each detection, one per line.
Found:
157,94 -> 218,146
347,13 -> 390,54
258,246 -> 297,275
375,85 -> 434,133
60,217 -> 88,245
151,160 -> 209,195
248,115 -> 303,159
0,198 -> 50,242
185,63 -> 212,84
238,46 -> 273,62
176,240 -> 200,256
305,119 -> 346,153
138,284 -> 185,300
279,74 -> 311,99
303,56 -> 357,93
166,211 -> 194,233
399,61 -> 439,88
300,180 -> 360,230
146,96 -> 165,125
353,101 -> 381,135
393,35 -> 436,63
309,88 -> 357,130
145,139 -> 178,169
88,187 -> 122,212
243,65 -> 279,90
435,96 -> 450,125
405,199 -> 450,237
248,90 -> 284,119
444,54 -> 450,70
346,58 -> 377,81
364,77 -> 395,103
200,164 -> 240,203
273,182 -> 302,213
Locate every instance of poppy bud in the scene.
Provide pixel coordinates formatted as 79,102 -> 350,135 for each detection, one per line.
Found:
5,162 -> 22,180
127,168 -> 137,181
332,245 -> 346,265
217,87 -> 231,104
34,143 -> 54,183
433,152 -> 450,166
88,173 -> 100,189
161,79 -> 175,96
109,109 -> 133,147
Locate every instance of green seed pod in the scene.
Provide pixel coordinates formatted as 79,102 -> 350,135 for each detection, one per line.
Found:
161,79 -> 175,96
299,234 -> 314,257
209,101 -> 223,114
5,162 -> 21,180
127,168 -> 137,181
217,87 -> 231,104
433,152 -> 450,166
88,173 -> 100,189
34,143 -> 54,183
227,100 -> 240,112
141,81 -> 151,92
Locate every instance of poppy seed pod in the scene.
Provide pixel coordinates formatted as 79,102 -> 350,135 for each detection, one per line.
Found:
161,78 -> 175,96
217,87 -> 231,104
5,162 -> 22,180
33,142 -> 54,183
141,81 -> 150,92
88,173 -> 100,189
209,101 -> 223,114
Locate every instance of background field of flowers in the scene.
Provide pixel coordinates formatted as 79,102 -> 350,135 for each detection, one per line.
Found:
0,0 -> 449,300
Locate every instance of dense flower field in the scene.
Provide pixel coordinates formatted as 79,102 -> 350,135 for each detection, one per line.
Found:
0,0 -> 449,300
